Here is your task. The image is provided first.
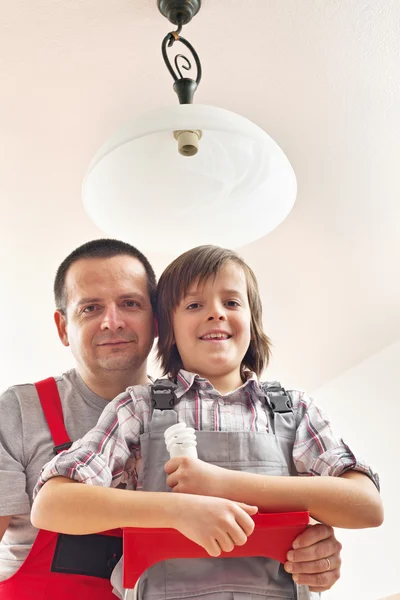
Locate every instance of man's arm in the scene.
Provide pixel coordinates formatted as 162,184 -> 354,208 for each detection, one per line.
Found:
0,388 -> 31,539
0,516 -> 11,541
32,476 -> 258,557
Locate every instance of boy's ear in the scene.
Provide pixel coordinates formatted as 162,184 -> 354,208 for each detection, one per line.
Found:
54,310 -> 70,347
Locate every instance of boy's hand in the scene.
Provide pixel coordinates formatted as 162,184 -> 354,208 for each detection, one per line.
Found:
172,494 -> 257,556
165,456 -> 227,497
284,523 -> 342,592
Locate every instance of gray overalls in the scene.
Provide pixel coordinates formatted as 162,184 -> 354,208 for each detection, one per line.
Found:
113,382 -> 315,600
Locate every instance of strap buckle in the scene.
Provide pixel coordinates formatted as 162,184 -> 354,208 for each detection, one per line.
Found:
263,383 -> 293,414
151,379 -> 177,410
53,441 -> 73,455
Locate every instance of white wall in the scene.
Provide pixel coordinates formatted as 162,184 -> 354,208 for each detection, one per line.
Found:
311,340 -> 400,600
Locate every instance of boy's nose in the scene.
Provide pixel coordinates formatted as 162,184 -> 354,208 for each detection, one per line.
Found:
207,306 -> 227,321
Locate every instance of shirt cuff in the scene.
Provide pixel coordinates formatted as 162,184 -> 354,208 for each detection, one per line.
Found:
309,440 -> 380,491
33,448 -> 114,499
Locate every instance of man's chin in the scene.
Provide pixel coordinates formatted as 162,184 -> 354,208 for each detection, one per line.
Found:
97,356 -> 140,372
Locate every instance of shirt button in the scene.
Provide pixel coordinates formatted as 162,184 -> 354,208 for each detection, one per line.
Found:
218,399 -> 224,407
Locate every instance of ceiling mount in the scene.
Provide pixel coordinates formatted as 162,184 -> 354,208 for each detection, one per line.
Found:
157,0 -> 201,27
159,0 -> 202,105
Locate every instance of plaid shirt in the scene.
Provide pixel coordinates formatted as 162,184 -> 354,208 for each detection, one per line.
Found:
34,370 -> 379,495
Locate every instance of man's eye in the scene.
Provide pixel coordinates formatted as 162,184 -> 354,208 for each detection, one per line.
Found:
82,305 -> 98,313
123,300 -> 139,308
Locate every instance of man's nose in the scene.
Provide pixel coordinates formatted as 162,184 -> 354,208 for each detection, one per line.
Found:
100,305 -> 125,331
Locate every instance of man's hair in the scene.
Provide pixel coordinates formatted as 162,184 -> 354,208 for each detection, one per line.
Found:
156,245 -> 272,379
54,238 -> 157,314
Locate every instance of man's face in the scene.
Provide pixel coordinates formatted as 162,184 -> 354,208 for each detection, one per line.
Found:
56,255 -> 155,379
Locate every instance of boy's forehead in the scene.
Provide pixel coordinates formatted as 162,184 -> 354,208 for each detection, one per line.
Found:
185,263 -> 247,295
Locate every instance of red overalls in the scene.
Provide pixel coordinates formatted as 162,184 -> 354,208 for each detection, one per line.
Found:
0,377 -> 122,599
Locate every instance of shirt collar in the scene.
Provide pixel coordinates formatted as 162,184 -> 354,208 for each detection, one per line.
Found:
174,369 -> 262,399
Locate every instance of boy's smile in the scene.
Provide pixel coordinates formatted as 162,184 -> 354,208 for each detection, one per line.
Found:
172,262 -> 252,394
199,329 -> 232,341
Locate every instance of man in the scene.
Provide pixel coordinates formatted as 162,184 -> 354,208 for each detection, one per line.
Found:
0,239 -> 342,597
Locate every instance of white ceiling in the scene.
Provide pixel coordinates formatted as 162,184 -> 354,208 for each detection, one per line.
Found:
0,0 -> 399,391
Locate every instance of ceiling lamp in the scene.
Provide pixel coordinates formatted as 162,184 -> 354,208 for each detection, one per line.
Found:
82,0 -> 297,253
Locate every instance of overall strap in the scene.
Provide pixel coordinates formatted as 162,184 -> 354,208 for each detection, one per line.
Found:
260,381 -> 296,438
35,377 -> 72,455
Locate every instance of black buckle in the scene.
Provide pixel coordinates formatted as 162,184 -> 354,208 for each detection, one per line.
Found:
54,441 -> 73,455
265,385 -> 293,414
151,379 -> 177,410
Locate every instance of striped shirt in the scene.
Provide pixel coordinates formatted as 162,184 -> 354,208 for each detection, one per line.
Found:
34,370 -> 379,494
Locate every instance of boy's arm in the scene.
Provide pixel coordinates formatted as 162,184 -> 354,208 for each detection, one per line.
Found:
166,390 -> 382,529
165,460 -> 383,528
31,476 -> 257,557
32,477 -> 175,533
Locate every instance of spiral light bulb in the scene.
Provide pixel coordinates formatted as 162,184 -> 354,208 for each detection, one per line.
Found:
164,422 -> 198,458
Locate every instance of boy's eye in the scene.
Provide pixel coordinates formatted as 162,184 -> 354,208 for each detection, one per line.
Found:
226,300 -> 240,307
187,302 -> 201,310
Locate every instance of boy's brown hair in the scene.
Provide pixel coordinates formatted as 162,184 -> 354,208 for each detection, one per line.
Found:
157,245 -> 272,379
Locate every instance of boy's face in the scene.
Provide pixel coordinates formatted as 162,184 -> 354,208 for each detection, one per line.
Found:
172,262 -> 252,389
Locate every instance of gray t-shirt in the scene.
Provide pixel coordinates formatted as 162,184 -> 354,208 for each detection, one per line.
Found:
0,369 -> 109,580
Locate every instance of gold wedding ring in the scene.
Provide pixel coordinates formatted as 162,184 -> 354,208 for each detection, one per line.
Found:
325,557 -> 331,572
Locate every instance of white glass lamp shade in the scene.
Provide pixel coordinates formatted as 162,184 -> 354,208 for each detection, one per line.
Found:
82,104 -> 296,253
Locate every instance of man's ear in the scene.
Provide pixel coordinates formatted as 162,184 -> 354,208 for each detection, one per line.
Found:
54,310 -> 70,347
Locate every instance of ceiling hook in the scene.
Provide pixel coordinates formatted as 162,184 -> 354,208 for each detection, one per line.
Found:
167,16 -> 183,47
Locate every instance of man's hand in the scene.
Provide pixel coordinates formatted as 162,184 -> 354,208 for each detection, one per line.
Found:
165,456 -> 227,497
284,523 -> 342,592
